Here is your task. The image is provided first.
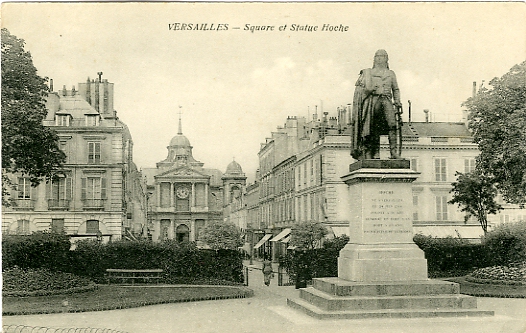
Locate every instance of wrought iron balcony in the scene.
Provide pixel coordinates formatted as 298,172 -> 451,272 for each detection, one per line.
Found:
82,199 -> 106,210
48,199 -> 70,210
12,199 -> 35,210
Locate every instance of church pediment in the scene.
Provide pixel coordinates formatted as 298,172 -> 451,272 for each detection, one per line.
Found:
155,166 -> 210,180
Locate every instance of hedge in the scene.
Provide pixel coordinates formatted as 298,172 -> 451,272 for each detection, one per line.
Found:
413,233 -> 494,277
2,234 -> 244,284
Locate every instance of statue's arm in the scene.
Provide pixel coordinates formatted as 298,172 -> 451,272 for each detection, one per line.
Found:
391,71 -> 402,107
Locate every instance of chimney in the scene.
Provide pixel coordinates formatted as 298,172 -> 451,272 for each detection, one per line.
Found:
424,109 -> 430,123
472,81 -> 477,98
49,79 -> 53,92
408,100 -> 412,123
62,85 -> 67,96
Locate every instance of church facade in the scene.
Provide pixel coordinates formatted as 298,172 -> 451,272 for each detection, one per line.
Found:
142,118 -> 246,244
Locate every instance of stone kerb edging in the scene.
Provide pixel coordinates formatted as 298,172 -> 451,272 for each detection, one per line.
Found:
3,324 -> 129,333
465,275 -> 526,286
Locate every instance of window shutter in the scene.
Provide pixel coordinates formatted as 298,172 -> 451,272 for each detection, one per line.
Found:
101,177 -> 107,199
46,181 -> 52,200
66,178 -> 73,200
88,143 -> 94,163
11,179 -> 18,200
81,178 -> 86,200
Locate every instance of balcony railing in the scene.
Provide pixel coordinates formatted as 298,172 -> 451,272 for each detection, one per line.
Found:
12,199 -> 35,210
48,199 -> 70,210
82,199 -> 106,210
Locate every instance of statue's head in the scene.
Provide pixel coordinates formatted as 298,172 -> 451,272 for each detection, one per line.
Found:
373,49 -> 389,68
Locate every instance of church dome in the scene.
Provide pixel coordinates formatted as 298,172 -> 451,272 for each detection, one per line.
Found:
169,134 -> 191,147
226,160 -> 243,174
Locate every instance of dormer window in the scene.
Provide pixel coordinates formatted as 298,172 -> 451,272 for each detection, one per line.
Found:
56,114 -> 70,126
85,115 -> 100,126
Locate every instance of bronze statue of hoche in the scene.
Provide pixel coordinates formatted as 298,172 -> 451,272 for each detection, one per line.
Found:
351,49 -> 402,160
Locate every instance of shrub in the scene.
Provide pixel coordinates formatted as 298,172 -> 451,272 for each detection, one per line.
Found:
2,231 -> 71,271
483,220 -> 526,266
3,267 -> 96,297
279,237 -> 349,283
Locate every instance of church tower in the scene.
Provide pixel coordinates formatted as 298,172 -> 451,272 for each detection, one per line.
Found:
222,159 -> 247,207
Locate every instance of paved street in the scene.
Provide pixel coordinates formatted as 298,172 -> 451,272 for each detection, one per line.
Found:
3,262 -> 526,333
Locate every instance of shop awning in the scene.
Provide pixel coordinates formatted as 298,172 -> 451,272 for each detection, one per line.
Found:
253,234 -> 272,249
281,235 -> 291,243
270,228 -> 291,242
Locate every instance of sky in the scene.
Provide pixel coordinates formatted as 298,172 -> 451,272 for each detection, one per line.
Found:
2,2 -> 525,182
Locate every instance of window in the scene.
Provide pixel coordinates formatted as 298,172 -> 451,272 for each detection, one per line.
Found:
17,219 -> 30,235
464,158 -> 476,173
413,194 -> 419,221
310,159 -> 314,183
50,176 -> 72,201
86,220 -> 99,234
17,178 -> 31,199
85,115 -> 99,126
81,177 -> 106,208
55,114 -> 70,126
51,218 -> 65,233
435,196 -> 448,221
434,158 -> 447,182
88,142 -> 101,164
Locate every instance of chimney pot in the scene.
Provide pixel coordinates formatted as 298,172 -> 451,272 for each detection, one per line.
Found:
424,109 -> 430,123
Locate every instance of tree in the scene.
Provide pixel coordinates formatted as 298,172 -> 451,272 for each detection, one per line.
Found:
200,221 -> 243,250
1,28 -> 66,206
465,61 -> 526,206
449,171 -> 502,235
289,221 -> 328,250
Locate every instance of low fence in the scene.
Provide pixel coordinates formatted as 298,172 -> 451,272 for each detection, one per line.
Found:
3,325 -> 129,333
277,265 -> 294,286
243,266 -> 249,286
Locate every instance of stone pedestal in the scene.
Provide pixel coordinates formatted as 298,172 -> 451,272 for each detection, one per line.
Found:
288,160 -> 493,319
338,160 -> 427,281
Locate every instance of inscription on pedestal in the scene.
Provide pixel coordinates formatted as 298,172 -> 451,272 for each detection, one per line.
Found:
363,189 -> 413,243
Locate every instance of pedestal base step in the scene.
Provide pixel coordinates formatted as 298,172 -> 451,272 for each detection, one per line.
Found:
300,287 -> 479,311
287,298 -> 495,320
313,277 -> 460,296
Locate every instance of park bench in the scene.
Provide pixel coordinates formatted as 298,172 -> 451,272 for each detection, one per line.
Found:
106,269 -> 163,285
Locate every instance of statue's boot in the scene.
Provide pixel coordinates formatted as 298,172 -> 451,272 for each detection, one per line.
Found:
388,130 -> 400,159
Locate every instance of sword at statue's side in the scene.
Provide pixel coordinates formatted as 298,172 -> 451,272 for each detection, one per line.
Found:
396,105 -> 403,157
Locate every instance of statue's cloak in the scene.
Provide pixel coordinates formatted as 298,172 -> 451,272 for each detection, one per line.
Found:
351,69 -> 389,159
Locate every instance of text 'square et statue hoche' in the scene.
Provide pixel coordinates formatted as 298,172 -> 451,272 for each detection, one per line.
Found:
352,49 -> 403,160
287,50 -> 493,319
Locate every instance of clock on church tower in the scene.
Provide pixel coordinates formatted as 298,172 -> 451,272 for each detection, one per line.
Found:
176,186 -> 189,199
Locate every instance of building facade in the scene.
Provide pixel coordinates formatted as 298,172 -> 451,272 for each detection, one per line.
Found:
244,107 -> 526,260
2,76 -> 144,241
141,117 -> 246,245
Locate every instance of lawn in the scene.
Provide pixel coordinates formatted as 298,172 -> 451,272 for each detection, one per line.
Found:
3,285 -> 254,316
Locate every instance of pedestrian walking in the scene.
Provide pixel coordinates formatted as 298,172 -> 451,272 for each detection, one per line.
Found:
262,257 -> 273,286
